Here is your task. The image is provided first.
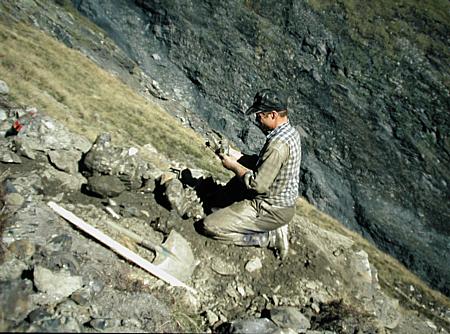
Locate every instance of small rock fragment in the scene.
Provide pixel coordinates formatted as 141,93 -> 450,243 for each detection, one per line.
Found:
245,258 -> 262,272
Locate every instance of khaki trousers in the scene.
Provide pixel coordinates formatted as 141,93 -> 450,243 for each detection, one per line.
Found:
202,199 -> 295,246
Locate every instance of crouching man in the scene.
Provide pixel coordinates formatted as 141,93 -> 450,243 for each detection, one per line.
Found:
199,89 -> 301,259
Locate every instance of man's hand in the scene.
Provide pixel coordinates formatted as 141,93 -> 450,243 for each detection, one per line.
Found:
218,153 -> 237,170
218,153 -> 249,177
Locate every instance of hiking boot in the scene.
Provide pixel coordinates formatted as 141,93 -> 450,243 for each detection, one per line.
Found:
243,232 -> 270,247
268,224 -> 289,260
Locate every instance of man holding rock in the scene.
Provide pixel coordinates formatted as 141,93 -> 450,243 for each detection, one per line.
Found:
201,89 -> 302,259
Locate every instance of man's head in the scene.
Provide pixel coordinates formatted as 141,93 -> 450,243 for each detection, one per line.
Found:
245,89 -> 288,116
246,89 -> 289,133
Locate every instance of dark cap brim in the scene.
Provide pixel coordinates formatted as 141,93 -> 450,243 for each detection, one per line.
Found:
245,104 -> 274,115
245,105 -> 259,115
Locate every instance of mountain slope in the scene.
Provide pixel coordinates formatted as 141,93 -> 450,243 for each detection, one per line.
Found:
0,1 -> 449,332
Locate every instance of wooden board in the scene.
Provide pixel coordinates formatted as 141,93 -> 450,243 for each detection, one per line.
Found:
47,201 -> 196,294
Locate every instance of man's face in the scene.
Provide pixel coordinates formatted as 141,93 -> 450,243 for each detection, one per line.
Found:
255,111 -> 275,134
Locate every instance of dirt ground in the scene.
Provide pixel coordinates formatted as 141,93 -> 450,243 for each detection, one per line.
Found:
36,179 -> 388,332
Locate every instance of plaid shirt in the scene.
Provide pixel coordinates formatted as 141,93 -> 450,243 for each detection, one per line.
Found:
243,122 -> 301,207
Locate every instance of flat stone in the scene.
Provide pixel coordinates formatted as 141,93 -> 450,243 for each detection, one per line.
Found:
87,175 -> 125,198
373,290 -> 401,330
211,257 -> 237,276
270,328 -> 297,334
48,149 -> 82,174
14,138 -> 36,159
4,192 -> 25,209
163,178 -> 187,216
0,150 -> 22,163
56,299 -> 91,325
0,80 -> 9,94
0,258 -> 28,281
245,257 -> 262,272
0,279 -> 33,323
0,108 -> 7,121
229,318 -> 278,334
205,310 -> 219,325
269,307 -> 311,332
90,318 -> 121,330
8,239 -> 36,260
71,287 -> 94,305
42,168 -> 87,192
33,266 -> 83,300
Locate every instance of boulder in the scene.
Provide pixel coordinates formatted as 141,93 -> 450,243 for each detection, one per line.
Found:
33,266 -> 83,301
269,307 -> 311,332
0,80 -> 9,95
48,149 -> 82,174
83,133 -> 155,190
86,175 -> 125,198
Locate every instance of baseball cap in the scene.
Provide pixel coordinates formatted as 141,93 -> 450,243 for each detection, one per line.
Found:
245,89 -> 288,115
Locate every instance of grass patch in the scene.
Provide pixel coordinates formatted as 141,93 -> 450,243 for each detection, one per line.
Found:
171,311 -> 202,333
0,20 -> 227,179
308,0 -> 449,60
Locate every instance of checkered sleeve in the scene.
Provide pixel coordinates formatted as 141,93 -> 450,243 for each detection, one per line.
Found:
243,140 -> 289,195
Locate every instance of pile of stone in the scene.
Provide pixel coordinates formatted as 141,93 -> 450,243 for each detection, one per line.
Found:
0,80 -> 203,332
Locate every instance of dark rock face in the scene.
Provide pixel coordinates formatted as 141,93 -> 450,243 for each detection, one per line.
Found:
70,0 -> 450,294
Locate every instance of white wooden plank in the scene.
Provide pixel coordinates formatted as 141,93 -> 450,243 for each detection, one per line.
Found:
47,201 -> 196,294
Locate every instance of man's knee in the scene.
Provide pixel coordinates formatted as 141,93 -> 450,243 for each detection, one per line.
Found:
201,209 -> 240,242
202,214 -> 221,236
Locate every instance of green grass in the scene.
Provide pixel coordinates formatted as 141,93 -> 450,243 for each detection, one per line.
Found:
308,0 -> 449,60
0,20 -> 227,179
